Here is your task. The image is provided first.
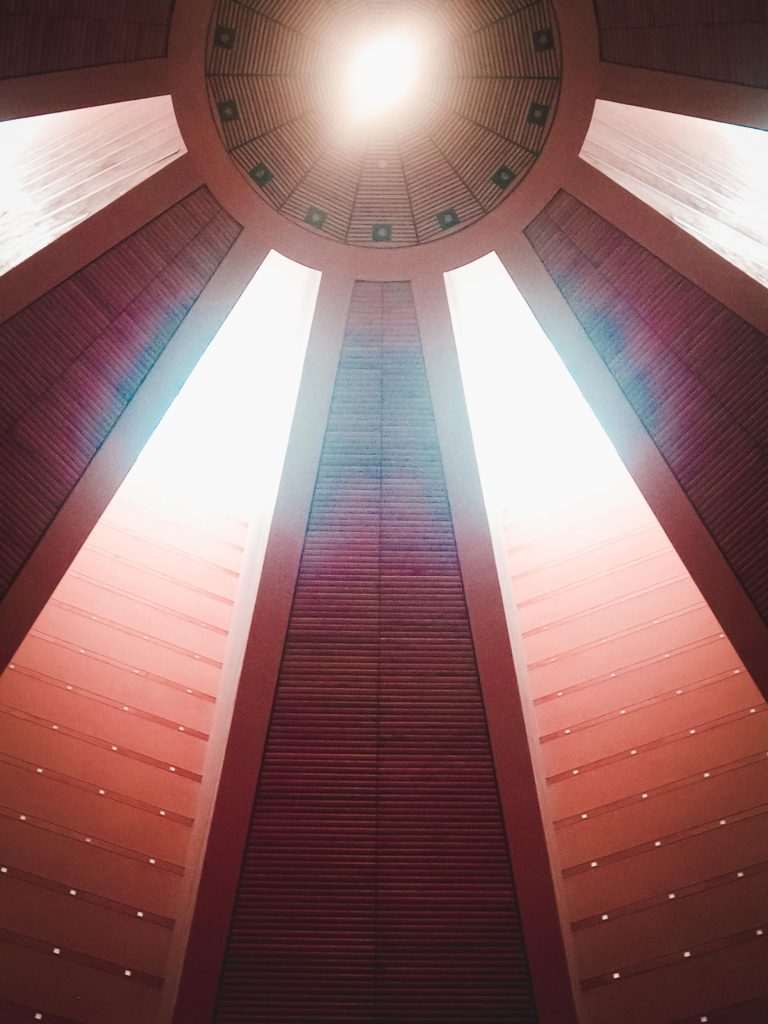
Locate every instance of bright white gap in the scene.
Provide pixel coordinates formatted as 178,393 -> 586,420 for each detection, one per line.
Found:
445,252 -> 636,543
345,29 -> 422,118
0,96 -> 186,276
581,100 -> 768,288
121,249 -> 321,541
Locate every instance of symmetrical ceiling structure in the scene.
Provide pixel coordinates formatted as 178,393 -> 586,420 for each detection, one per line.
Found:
0,1 -> 766,1023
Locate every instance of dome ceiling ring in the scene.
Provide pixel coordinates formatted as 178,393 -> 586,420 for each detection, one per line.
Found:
168,0 -> 599,275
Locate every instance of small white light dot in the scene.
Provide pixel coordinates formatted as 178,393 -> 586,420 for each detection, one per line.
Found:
601,913 -> 609,921
557,691 -> 563,697
36,767 -> 43,774
653,620 -> 658,625
668,893 -> 676,899
655,840 -> 662,847
690,728 -> 697,735
66,684 -> 73,690
701,1017 -> 709,1023
137,911 -> 144,918
124,969 -> 132,977
757,929 -> 764,936
642,793 -> 648,799
78,649 -> 85,654
159,810 -> 166,817
664,653 -> 670,658
734,669 -> 741,674
98,789 -> 105,796
186,688 -> 193,694
35,1015 -> 43,1021
676,689 -> 683,695
111,745 -> 118,752
52,724 -> 59,731
737,871 -> 745,878
52,947 -> 60,955
193,654 -> 200,660
630,749 -> 637,755
704,772 -> 711,778
149,858 -> 156,865
169,766 -> 176,773
720,819 -> 727,826
591,861 -> 598,868
8,663 -> 14,669
565,729 -> 571,735
683,951 -> 691,958
69,889 -> 77,896
581,813 -> 588,820
19,814 -> 26,821
133,669 -> 140,674
719,634 -> 725,639
572,769 -> 579,775
750,708 -> 757,714
619,708 -> 626,716
612,971 -> 620,979
123,706 -> 130,712
178,726 -> 185,732
610,672 -> 616,677
0,866 -> 7,873
85,837 -> 92,843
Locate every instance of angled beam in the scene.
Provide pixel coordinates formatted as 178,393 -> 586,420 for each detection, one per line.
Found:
0,153 -> 203,324
597,62 -> 768,131
495,231 -> 768,696
0,58 -> 170,121
0,227 -> 271,673
411,271 -> 582,1024
564,157 -> 768,336
170,267 -> 355,1024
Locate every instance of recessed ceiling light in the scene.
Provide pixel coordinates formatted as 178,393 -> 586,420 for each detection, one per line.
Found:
346,31 -> 421,117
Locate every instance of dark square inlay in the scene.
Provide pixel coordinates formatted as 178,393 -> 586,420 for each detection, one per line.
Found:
217,99 -> 239,123
437,209 -> 460,230
305,207 -> 327,229
527,102 -> 549,126
491,166 -> 516,189
214,25 -> 236,49
372,223 -> 392,242
249,163 -> 274,187
532,27 -> 554,52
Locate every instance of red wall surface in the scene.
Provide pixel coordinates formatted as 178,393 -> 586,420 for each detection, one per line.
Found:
503,475 -> 768,1023
0,493 -> 248,1024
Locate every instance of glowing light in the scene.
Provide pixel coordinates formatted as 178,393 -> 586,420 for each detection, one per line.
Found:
346,31 -> 421,116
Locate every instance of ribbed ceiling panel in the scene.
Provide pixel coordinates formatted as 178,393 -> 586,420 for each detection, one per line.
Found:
594,0 -> 768,87
0,188 -> 241,600
206,0 -> 561,246
214,281 -> 537,1022
525,191 -> 768,623
0,0 -> 175,77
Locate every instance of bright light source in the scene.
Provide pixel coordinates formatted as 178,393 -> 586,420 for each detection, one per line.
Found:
346,31 -> 421,117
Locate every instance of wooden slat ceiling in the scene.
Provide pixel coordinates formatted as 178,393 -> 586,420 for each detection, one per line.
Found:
206,0 -> 562,246
594,0 -> 768,87
0,0 -> 175,78
0,187 -> 241,602
525,191 -> 768,626
214,280 -> 537,1022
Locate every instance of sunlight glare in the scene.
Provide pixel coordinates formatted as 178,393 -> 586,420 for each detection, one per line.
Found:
346,31 -> 421,117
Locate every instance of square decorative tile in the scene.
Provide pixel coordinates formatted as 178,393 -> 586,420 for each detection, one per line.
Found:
491,166 -> 516,189
305,207 -> 327,229
527,102 -> 549,126
532,27 -> 554,52
437,209 -> 460,230
217,99 -> 239,123
249,163 -> 274,187
214,25 -> 236,49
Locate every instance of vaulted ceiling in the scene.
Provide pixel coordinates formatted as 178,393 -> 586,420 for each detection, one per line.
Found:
0,2 -> 766,1023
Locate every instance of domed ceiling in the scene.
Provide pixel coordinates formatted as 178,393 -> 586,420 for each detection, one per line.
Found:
205,0 -> 561,247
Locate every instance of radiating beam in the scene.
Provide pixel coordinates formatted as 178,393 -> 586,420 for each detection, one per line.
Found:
564,157 -> 768,336
598,62 -> 768,131
170,267 -> 355,1024
495,231 -> 768,696
411,270 -> 582,1024
0,227 -> 271,674
0,153 -> 204,324
0,58 -> 170,121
